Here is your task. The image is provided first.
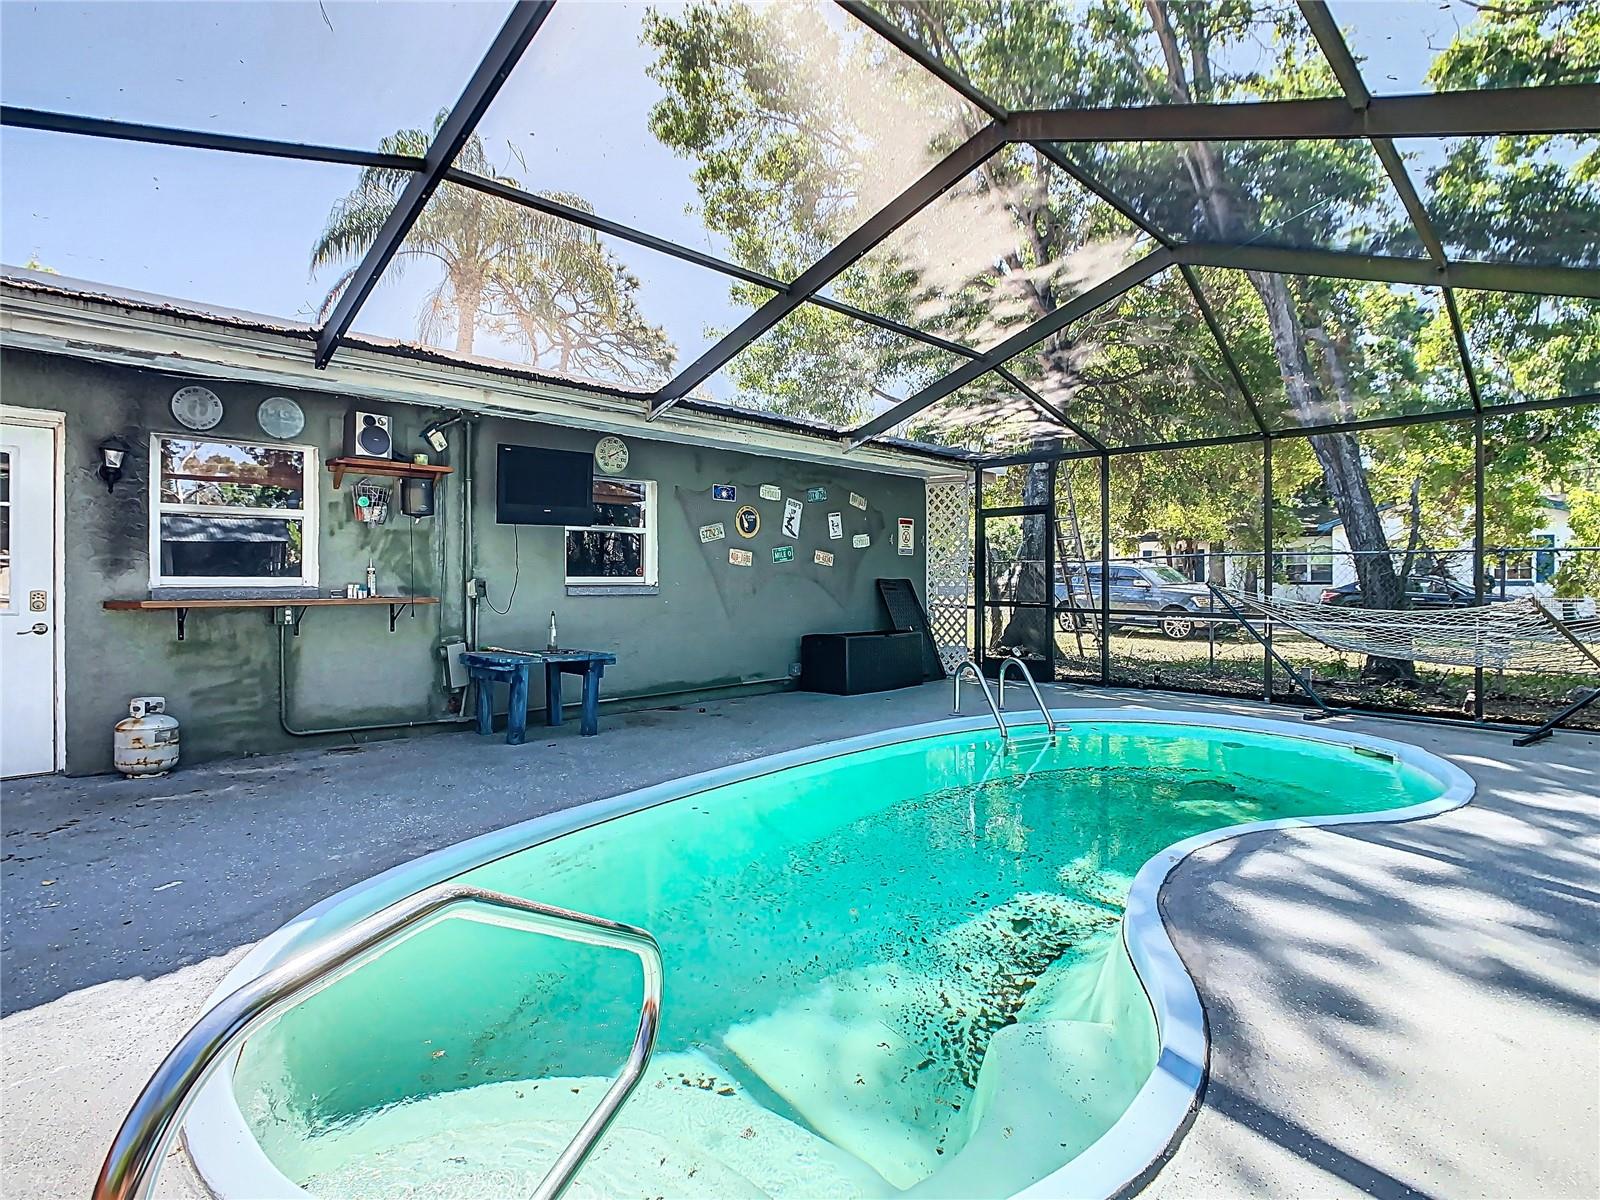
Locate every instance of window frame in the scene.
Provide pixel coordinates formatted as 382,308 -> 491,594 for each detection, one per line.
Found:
1277,540 -> 1334,585
148,432 -> 319,589
563,477 -> 658,587
1494,553 -> 1534,582
0,447 -> 11,610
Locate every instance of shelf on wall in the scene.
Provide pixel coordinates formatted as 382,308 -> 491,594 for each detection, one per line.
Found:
326,457 -> 453,490
104,595 -> 440,641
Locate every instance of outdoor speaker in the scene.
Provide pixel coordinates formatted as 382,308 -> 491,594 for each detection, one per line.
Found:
401,476 -> 436,518
344,410 -> 393,459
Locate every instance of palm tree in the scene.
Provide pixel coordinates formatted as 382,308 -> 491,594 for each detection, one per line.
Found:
312,113 -> 675,382
490,194 -> 676,386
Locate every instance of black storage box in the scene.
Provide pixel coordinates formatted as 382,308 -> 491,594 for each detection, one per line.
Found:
800,631 -> 923,695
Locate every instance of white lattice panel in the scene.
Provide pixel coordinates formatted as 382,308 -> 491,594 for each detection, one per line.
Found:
926,479 -> 973,674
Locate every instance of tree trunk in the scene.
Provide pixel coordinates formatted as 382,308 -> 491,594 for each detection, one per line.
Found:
1143,0 -> 1414,683
1250,273 -> 1414,682
453,271 -> 481,357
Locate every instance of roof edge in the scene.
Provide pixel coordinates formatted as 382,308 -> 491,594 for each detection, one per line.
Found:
0,275 -> 971,479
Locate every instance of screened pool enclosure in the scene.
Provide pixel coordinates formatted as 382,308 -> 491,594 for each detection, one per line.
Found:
3,0 -> 1597,731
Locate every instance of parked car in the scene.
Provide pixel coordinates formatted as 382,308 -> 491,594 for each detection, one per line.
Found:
1057,562 -> 1236,640
1319,575 -> 1480,609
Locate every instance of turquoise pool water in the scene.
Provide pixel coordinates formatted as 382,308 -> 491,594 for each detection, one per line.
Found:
232,722 -> 1447,1199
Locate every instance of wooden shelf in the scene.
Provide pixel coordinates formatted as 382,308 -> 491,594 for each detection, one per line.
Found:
105,595 -> 439,640
326,457 -> 453,490
105,596 -> 438,611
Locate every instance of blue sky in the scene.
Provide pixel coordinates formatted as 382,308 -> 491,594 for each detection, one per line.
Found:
1,0 -> 1481,396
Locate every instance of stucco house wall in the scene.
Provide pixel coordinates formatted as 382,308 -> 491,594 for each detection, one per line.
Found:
3,349 -> 930,773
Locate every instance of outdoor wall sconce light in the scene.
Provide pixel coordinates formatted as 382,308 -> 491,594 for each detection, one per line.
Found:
420,418 -> 452,455
98,435 -> 131,494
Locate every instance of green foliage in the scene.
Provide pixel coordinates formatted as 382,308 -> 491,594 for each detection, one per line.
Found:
634,0 -> 1595,561
1427,0 -> 1599,89
1420,0 -> 1599,271
1555,482 -> 1600,595
1437,290 -> 1600,407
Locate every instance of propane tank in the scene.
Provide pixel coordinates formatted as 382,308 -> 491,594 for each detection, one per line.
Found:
114,696 -> 180,777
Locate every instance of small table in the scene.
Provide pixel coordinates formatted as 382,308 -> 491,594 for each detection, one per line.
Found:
460,649 -> 617,745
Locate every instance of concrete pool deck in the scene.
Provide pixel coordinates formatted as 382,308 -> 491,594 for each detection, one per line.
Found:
3,683 -> 1596,1198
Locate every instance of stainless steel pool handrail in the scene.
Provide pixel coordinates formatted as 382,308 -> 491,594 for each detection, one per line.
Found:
93,883 -> 664,1200
996,655 -> 1059,737
952,657 -> 1009,737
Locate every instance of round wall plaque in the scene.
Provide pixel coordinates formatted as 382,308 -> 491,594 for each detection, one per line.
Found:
170,385 -> 223,431
257,396 -> 305,439
735,505 -> 761,538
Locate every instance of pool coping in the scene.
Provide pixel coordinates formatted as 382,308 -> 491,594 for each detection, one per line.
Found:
181,708 -> 1476,1200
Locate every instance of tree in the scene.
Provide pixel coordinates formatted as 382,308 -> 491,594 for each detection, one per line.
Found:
490,196 -> 676,387
312,114 -> 674,384
640,0 -> 1595,672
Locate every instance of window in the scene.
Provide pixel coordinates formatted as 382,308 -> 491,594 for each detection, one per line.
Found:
1145,564 -> 1192,584
1494,554 -> 1533,582
0,451 -> 10,606
150,435 -> 317,588
565,478 -> 656,586
1278,544 -> 1334,584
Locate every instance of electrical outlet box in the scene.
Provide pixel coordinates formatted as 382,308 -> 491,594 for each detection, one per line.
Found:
788,661 -> 803,678
439,638 -> 468,690
466,577 -> 487,600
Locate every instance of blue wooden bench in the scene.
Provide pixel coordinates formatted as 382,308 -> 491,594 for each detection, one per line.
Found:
459,649 -> 618,745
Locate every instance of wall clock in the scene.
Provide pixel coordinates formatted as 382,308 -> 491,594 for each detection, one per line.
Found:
170,385 -> 224,432
594,435 -> 629,475
257,396 -> 305,439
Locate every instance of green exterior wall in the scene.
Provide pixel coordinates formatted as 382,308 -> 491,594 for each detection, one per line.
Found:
2,350 -> 931,774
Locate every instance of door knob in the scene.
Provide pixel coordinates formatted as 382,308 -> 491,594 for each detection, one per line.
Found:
15,623 -> 48,636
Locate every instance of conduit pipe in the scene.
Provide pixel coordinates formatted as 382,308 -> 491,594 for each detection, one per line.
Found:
278,410 -> 477,739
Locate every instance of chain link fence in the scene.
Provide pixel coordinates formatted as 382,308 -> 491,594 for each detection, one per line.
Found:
1035,545 -> 1599,731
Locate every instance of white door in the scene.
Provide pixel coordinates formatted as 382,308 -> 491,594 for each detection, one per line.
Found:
1,419 -> 60,777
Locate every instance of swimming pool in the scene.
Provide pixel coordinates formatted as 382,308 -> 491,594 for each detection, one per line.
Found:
185,711 -> 1472,1199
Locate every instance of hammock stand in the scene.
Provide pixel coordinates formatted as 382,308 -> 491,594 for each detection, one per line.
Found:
1205,584 -> 1600,747
1207,585 -> 1342,721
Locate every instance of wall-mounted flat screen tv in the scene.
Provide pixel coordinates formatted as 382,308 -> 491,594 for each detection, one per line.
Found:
496,444 -> 594,525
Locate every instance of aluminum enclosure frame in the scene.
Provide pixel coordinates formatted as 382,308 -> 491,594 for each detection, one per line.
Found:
4,0 -> 1596,458
6,0 -> 1596,742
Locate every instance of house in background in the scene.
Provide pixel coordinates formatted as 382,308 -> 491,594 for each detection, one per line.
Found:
1272,495 -> 1576,602
1114,493 -> 1581,604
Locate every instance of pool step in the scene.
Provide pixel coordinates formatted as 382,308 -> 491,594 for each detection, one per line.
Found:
296,1052 -> 889,1200
909,939 -> 1159,1198
721,893 -> 1121,1190
904,1019 -> 1129,1199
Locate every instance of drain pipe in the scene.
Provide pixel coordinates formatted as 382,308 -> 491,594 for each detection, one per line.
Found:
280,411 -> 478,739
280,409 -> 788,736
461,415 -> 477,649
279,630 -> 792,739
277,625 -> 470,738
595,675 -> 792,709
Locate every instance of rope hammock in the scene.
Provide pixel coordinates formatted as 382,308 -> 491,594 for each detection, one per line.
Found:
1215,589 -> 1600,675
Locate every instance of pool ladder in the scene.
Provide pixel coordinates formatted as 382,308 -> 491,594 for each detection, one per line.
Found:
92,884 -> 663,1200
952,655 -> 1059,741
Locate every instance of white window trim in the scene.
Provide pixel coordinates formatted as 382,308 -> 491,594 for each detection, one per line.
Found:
1495,555 -> 1534,582
565,478 -> 657,587
1280,543 -> 1334,584
148,433 -> 319,589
